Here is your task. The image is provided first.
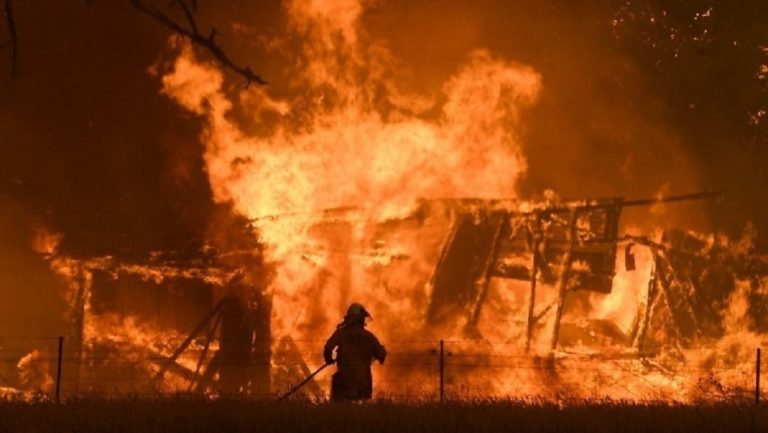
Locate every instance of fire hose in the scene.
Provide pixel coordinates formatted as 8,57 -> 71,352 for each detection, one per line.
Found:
277,362 -> 331,400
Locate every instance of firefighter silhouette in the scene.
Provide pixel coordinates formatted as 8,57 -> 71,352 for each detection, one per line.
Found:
323,303 -> 386,400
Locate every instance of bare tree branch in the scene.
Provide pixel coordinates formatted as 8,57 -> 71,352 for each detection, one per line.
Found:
175,0 -> 198,34
3,0 -> 18,78
130,0 -> 267,87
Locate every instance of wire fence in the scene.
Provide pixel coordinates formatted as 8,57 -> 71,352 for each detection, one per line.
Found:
0,336 -> 763,403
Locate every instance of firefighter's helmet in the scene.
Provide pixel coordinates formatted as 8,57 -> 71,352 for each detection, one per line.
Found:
345,303 -> 371,319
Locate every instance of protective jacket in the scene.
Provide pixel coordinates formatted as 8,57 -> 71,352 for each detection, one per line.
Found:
323,323 -> 386,400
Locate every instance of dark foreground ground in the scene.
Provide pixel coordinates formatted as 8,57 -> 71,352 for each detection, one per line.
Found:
0,398 -> 765,433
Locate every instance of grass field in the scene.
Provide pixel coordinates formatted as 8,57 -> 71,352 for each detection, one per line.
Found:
0,397 -> 765,433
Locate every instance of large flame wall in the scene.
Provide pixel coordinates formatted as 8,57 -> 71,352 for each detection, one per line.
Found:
160,0 -> 540,371
154,0 -> 767,399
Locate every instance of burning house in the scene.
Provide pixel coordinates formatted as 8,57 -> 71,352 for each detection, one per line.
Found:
31,188 -> 766,400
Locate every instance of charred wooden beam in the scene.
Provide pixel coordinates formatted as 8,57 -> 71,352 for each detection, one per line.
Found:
250,191 -> 722,225
250,288 -> 272,395
273,336 -> 323,398
532,299 -> 558,325
153,298 -> 226,382
189,310 -> 221,388
525,216 -> 542,352
427,210 -> 510,328
151,352 -> 201,384
549,211 -> 578,355
518,190 -> 722,216
632,254 -> 659,352
217,296 -> 252,394
653,264 -> 687,348
654,250 -> 701,342
424,213 -> 464,325
193,349 -> 222,393
465,215 -> 506,336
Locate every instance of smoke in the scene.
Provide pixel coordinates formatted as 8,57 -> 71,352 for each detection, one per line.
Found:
0,201 -> 68,339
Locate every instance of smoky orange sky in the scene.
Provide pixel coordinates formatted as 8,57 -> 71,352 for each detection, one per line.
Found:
0,1 -> 765,336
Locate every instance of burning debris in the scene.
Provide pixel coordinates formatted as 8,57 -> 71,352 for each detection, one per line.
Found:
630,225 -> 768,349
8,189 -> 763,401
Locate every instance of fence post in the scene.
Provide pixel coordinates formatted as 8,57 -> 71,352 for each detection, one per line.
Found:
55,336 -> 63,402
439,340 -> 445,402
757,347 -> 761,406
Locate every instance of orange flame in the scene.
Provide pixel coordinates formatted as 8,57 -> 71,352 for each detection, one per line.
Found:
160,0 -> 541,383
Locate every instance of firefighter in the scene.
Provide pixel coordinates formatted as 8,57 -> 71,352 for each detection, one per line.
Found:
323,303 -> 386,401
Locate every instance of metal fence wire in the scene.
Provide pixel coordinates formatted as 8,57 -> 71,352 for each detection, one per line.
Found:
0,336 -> 763,403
